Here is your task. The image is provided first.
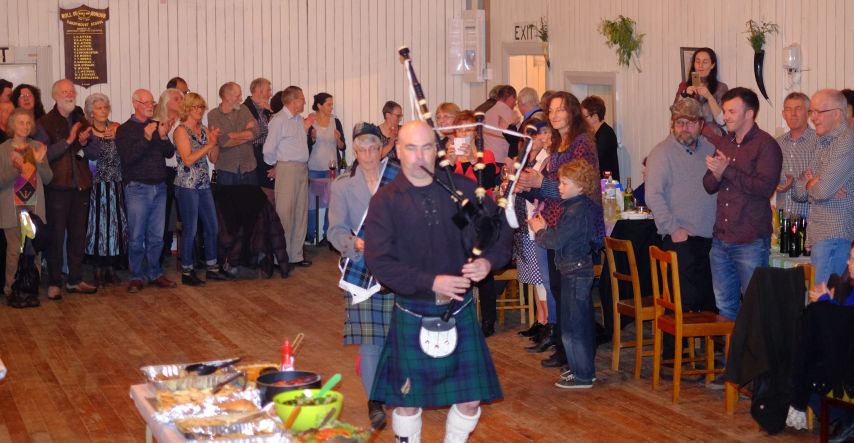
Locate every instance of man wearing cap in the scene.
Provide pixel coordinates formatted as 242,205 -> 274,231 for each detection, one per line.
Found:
646,98 -> 718,366
329,122 -> 398,430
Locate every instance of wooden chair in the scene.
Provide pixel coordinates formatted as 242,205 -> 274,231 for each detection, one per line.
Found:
494,267 -> 535,326
592,251 -> 605,320
649,245 -> 735,403
604,237 -> 655,379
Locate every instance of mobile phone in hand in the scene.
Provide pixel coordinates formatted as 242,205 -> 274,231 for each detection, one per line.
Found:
691,72 -> 700,88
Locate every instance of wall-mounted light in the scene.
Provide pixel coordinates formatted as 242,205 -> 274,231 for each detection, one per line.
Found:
782,43 -> 802,90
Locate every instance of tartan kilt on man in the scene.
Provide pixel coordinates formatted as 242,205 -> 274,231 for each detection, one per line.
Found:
369,292 -> 503,407
343,291 -> 394,346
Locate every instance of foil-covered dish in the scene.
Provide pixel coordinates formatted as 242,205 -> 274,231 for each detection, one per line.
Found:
141,358 -> 241,391
179,416 -> 290,442
152,385 -> 261,423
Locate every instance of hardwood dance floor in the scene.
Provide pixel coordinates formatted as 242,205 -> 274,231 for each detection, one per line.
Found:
0,246 -> 816,442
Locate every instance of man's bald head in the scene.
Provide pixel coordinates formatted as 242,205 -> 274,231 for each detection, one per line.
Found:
396,120 -> 438,186
52,79 -> 77,116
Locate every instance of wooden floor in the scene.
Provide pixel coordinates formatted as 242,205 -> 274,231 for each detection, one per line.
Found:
0,245 -> 817,443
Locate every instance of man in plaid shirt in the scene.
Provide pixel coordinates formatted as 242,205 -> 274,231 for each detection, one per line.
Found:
792,89 -> 854,287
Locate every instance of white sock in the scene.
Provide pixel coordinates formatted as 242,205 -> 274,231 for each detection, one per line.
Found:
444,404 -> 481,443
393,408 -> 422,443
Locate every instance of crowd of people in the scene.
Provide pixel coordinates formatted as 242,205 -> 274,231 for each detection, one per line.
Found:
2,43 -> 853,441
0,76 -> 365,308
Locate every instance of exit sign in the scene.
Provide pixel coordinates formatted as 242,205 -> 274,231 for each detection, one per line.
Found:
514,22 -> 537,41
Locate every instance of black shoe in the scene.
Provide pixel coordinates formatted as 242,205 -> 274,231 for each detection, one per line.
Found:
259,256 -> 274,279
481,320 -> 495,338
367,400 -> 387,430
526,324 -> 557,353
518,321 -> 545,338
279,263 -> 290,279
289,260 -> 313,269
206,267 -> 234,281
541,353 -> 568,368
530,323 -> 552,343
182,271 -> 206,286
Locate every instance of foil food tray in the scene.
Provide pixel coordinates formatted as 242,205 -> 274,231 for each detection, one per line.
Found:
141,358 -> 240,391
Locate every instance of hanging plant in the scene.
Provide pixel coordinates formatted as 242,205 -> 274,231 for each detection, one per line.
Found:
745,19 -> 778,102
537,17 -> 550,69
745,19 -> 779,53
598,15 -> 644,71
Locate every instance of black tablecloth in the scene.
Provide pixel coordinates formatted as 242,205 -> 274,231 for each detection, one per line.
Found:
598,219 -> 662,337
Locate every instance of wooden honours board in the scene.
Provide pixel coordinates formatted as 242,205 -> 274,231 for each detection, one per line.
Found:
60,5 -> 109,88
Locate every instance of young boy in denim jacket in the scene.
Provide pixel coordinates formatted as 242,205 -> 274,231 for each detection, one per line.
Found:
528,159 -> 600,389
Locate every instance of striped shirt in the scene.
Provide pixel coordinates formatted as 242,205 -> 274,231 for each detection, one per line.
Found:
776,127 -> 816,217
792,124 -> 854,246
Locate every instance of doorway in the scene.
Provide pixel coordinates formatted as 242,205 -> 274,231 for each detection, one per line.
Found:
502,41 -> 548,99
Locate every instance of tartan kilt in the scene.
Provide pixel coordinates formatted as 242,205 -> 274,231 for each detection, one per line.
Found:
343,291 -> 394,346
369,292 -> 503,408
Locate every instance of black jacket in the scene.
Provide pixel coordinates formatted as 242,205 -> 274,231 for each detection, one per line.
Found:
724,266 -> 805,434
534,194 -> 594,276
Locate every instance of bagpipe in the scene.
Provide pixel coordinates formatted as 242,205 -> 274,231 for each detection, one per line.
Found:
398,46 -> 538,322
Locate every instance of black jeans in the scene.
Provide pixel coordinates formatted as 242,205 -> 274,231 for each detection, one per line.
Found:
46,187 -> 90,286
662,235 -> 715,358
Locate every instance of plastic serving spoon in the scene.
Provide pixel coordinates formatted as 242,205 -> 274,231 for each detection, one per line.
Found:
186,357 -> 241,376
285,373 -> 343,429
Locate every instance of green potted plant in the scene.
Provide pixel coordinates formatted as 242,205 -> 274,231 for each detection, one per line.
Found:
537,17 -> 550,69
599,15 -> 644,72
745,19 -> 778,101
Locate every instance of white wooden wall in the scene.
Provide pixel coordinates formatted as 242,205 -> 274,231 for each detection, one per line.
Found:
488,0 -> 854,183
0,0 -> 472,149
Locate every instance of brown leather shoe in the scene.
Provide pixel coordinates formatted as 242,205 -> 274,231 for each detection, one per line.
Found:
127,280 -> 144,293
66,281 -> 98,294
150,276 -> 177,288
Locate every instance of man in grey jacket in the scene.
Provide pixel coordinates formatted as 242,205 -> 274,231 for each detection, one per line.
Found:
646,97 -> 718,313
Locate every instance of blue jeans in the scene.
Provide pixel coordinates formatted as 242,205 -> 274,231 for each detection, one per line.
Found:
810,238 -> 851,287
560,269 -> 596,382
124,182 -> 167,281
710,236 -> 770,320
216,170 -> 259,186
175,187 -> 219,269
535,244 -> 557,323
307,169 -> 330,241
359,343 -> 383,397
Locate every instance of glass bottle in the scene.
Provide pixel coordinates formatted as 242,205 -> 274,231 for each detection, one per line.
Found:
623,176 -> 634,211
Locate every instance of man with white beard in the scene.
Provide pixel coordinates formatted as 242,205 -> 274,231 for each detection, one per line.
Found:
35,79 -> 98,299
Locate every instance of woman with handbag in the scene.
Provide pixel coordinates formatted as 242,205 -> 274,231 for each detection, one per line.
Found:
0,108 -> 52,307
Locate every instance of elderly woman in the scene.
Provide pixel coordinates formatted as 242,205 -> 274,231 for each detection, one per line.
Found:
0,109 -> 51,307
83,93 -> 127,285
153,88 -> 184,262
172,93 -> 226,285
328,122 -> 399,430
435,102 -> 461,152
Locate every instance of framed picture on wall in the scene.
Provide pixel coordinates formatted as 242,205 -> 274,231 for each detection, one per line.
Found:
680,47 -> 702,83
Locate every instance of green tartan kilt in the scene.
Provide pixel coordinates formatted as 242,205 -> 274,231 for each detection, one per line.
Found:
369,293 -> 503,408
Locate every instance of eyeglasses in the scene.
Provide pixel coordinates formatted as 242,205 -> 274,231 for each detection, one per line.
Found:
18,94 -> 33,99
808,108 -> 839,117
674,119 -> 700,128
190,105 -> 206,110
134,99 -> 155,106
390,113 -> 403,119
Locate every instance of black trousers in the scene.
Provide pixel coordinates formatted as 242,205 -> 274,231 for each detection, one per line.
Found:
46,187 -> 90,286
662,235 -> 715,358
478,272 -> 496,324
547,249 -> 566,356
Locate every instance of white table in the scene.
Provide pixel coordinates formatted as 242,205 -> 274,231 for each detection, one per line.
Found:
129,383 -> 187,443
